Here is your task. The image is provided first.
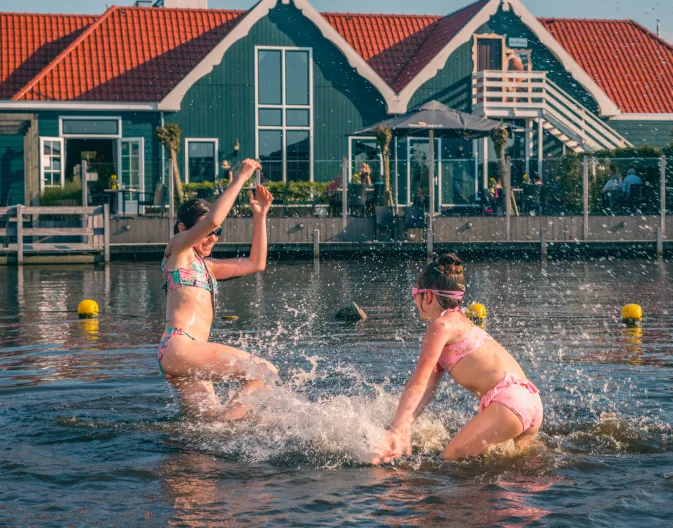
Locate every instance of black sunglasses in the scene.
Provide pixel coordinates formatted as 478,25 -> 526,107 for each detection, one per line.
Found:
207,227 -> 223,238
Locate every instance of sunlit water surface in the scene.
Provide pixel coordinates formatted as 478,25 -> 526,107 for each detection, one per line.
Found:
1,258 -> 672,527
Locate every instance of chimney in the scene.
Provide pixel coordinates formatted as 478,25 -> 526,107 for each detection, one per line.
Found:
162,0 -> 208,8
657,19 -> 661,37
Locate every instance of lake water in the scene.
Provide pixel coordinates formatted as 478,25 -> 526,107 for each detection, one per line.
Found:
1,258 -> 672,526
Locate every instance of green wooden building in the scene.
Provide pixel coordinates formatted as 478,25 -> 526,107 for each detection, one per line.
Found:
1,0 -> 672,211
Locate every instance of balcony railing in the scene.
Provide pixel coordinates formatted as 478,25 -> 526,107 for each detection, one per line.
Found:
472,70 -> 630,152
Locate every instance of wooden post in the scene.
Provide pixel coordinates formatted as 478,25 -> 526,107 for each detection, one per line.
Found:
16,204 -> 23,265
312,228 -> 320,260
583,157 -> 589,240
168,160 -> 175,241
505,157 -> 512,241
537,117 -> 544,180
540,228 -> 548,263
427,129 -> 435,259
525,118 -> 532,178
103,203 -> 110,263
657,227 -> 663,259
81,159 -> 89,245
482,136 -> 489,188
660,155 -> 666,238
341,157 -> 348,231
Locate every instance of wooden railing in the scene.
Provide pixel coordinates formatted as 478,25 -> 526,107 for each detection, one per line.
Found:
472,70 -> 630,151
0,204 -> 109,263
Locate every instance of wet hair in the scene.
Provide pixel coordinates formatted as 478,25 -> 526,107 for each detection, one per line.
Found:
174,199 -> 210,235
416,252 -> 465,310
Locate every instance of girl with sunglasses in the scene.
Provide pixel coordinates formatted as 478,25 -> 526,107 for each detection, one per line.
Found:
159,158 -> 280,421
372,252 -> 542,463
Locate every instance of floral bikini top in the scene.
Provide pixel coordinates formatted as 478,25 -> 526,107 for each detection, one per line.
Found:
435,309 -> 493,373
162,250 -> 218,312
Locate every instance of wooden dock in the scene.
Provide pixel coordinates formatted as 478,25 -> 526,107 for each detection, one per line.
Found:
0,206 -> 669,263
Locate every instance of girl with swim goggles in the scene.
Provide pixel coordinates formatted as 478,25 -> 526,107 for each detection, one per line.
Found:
372,252 -> 542,462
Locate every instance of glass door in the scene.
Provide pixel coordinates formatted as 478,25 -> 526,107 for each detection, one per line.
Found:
40,137 -> 64,191
118,138 -> 144,214
408,137 -> 441,213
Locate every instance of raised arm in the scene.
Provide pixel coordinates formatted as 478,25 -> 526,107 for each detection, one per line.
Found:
170,159 -> 261,255
371,318 -> 451,464
209,185 -> 273,280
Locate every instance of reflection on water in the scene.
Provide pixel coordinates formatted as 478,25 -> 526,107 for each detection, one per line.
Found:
1,259 -> 673,526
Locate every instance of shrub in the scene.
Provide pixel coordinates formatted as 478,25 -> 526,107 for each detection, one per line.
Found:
39,180 -> 82,205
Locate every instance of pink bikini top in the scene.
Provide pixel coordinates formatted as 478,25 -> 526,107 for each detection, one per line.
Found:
435,309 -> 493,373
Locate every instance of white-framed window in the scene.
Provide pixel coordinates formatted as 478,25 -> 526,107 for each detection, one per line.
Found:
39,137 -> 65,191
185,139 -> 218,183
59,116 -> 122,138
117,138 -> 144,191
255,46 -> 313,182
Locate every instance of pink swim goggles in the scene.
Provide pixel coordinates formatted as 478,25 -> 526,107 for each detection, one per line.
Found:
411,287 -> 464,300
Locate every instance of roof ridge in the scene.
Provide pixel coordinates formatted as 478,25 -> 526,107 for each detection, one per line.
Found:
389,0 -> 489,89
11,6 -> 118,101
540,17 -> 638,24
117,5 -> 246,14
0,11 -> 96,17
322,11 -> 441,19
628,20 -> 673,54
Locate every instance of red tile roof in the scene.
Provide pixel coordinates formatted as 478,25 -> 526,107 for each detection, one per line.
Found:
13,6 -> 245,102
0,13 -> 95,99
323,0 -> 489,92
390,0 -> 489,92
540,18 -> 673,113
322,12 -> 441,87
3,4 -> 673,114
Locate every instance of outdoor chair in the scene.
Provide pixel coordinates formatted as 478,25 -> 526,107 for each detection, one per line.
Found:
348,183 -> 366,216
139,183 -> 167,217
87,187 -> 107,207
405,205 -> 426,228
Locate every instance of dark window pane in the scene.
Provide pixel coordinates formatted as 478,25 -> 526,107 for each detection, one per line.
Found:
188,141 -> 216,183
62,119 -> 119,135
259,130 -> 283,181
287,130 -> 310,182
286,109 -> 310,127
259,108 -> 282,127
258,50 -> 282,105
285,51 -> 309,106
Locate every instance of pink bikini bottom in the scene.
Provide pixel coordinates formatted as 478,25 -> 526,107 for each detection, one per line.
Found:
479,372 -> 543,433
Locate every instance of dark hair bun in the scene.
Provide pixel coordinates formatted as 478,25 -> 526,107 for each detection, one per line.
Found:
436,252 -> 463,275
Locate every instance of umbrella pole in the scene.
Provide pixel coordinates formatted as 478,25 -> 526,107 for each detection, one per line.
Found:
427,129 -> 435,260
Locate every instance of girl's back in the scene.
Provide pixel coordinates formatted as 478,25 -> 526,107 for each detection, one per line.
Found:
438,311 -> 527,397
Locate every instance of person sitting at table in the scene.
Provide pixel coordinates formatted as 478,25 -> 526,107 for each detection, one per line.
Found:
622,168 -> 642,198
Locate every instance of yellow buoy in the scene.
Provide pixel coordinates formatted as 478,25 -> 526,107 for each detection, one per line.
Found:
621,304 -> 642,326
465,302 -> 487,323
77,299 -> 99,319
222,315 -> 239,321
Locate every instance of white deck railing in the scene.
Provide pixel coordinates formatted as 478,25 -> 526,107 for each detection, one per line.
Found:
472,70 -> 630,152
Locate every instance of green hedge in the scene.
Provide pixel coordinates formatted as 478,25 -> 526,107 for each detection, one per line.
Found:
39,180 -> 83,205
182,180 -> 329,204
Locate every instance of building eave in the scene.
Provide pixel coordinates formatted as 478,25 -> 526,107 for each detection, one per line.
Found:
0,100 -> 159,111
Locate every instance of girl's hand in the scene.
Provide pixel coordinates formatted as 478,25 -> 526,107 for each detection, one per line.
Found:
371,427 -> 412,465
249,185 -> 274,217
234,158 -> 262,184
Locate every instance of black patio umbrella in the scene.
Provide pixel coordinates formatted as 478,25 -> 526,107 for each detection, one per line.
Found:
351,100 -> 506,254
351,100 -> 504,140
